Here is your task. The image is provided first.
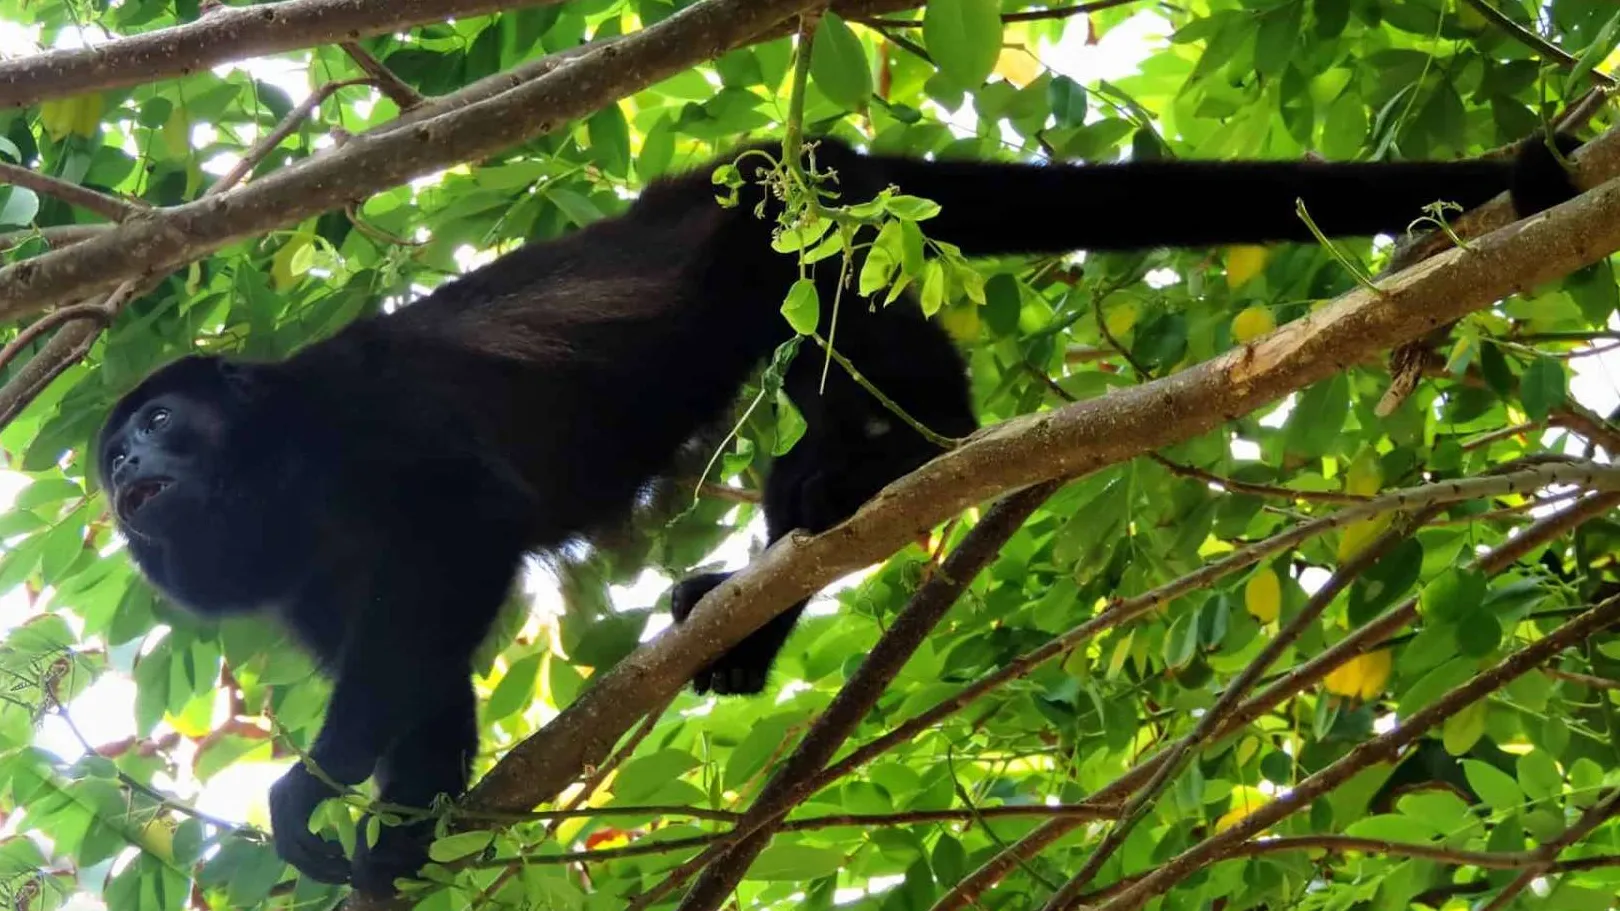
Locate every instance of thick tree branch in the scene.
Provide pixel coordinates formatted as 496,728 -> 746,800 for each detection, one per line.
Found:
0,0 -> 927,112
0,0 -> 822,322
0,0 -> 569,110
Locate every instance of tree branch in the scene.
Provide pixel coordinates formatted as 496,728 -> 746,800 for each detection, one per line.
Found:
340,42 -> 425,111
0,0 -> 570,110
0,161 -> 144,222
1043,503 -> 1442,904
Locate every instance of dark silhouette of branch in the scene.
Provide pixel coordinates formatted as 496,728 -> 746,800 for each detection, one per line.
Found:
0,0 -> 826,323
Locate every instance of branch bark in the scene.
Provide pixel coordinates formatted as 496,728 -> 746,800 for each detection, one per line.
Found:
0,0 -> 569,110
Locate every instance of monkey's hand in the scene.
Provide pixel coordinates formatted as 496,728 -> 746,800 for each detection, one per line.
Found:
350,813 -> 435,897
269,763 -> 352,885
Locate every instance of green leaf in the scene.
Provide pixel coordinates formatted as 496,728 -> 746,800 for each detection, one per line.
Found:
429,830 -> 496,863
923,0 -> 1002,90
1047,75 -> 1087,126
1462,759 -> 1523,813
1519,355 -> 1566,422
884,194 -> 942,221
1515,750 -> 1562,802
810,13 -> 872,111
747,843 -> 847,881
1442,700 -> 1487,755
1419,567 -> 1486,625
1282,374 -> 1349,458
484,652 -> 540,723
919,259 -> 946,316
781,278 -> 820,335
586,104 -> 631,177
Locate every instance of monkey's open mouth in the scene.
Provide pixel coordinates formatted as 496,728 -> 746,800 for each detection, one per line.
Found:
118,479 -> 173,520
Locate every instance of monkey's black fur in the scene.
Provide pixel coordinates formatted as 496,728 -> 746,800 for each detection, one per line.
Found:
95,132 -> 1582,894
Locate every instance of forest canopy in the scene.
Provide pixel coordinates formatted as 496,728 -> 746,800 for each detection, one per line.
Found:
0,1 -> 1618,911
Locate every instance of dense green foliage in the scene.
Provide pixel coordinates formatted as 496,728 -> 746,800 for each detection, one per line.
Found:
0,1 -> 1618,910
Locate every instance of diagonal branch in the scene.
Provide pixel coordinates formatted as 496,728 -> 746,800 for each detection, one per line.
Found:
0,0 -> 568,110
1040,503 -> 1443,906
0,161 -> 145,222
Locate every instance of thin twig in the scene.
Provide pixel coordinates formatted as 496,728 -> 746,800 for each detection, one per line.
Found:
1472,786 -> 1620,911
0,303 -> 113,374
1541,666 -> 1620,690
210,78 -> 378,193
0,224 -> 109,252
340,41 -> 425,110
1459,0 -> 1618,87
639,483 -> 1060,911
0,161 -> 144,222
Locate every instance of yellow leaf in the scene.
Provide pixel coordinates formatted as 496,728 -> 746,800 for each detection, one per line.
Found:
162,107 -> 191,160
940,302 -> 981,342
272,233 -> 315,291
1244,567 -> 1282,623
1324,649 -> 1391,700
1225,245 -> 1270,288
1103,298 -> 1138,338
1337,512 -> 1393,563
40,94 -> 103,142
1215,785 -> 1270,834
135,818 -> 176,864
993,47 -> 1041,88
1343,448 -> 1383,496
1231,305 -> 1276,343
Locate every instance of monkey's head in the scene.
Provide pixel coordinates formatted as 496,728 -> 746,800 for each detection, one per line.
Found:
97,355 -> 313,614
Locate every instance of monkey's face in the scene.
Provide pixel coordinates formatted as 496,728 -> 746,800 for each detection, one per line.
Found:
96,355 -> 300,614
99,387 -> 226,538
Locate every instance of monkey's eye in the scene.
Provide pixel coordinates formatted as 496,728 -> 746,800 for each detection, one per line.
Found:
109,452 -> 126,471
146,408 -> 171,432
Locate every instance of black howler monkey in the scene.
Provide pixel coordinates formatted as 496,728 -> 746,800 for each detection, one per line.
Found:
94,131 -> 1581,894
